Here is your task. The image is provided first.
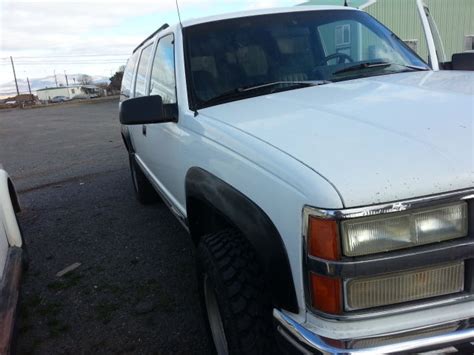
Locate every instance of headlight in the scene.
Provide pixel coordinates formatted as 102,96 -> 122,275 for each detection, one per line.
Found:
345,262 -> 465,310
341,202 -> 468,257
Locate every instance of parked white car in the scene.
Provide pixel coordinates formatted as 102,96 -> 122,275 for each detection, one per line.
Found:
119,5 -> 474,354
0,165 -> 25,354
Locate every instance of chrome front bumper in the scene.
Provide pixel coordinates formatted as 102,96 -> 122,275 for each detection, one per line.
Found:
274,309 -> 474,354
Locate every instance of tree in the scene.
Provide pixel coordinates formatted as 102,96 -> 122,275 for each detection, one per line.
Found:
108,67 -> 124,91
78,74 -> 93,85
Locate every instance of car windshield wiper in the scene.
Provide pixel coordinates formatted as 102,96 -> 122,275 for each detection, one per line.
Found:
333,61 -> 429,76
333,61 -> 392,75
388,63 -> 429,71
201,80 -> 330,107
238,80 -> 331,92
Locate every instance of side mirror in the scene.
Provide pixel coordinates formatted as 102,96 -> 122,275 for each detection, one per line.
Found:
119,95 -> 177,125
451,52 -> 474,71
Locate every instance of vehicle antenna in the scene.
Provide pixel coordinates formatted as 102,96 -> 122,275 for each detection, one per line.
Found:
175,0 -> 183,28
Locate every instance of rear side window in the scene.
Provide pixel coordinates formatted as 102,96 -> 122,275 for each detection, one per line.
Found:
134,44 -> 154,97
149,35 -> 176,104
121,51 -> 139,100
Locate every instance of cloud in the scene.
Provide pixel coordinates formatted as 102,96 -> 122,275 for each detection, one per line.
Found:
0,0 -> 300,86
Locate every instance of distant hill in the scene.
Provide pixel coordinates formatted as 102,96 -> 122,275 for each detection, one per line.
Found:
0,74 -> 110,97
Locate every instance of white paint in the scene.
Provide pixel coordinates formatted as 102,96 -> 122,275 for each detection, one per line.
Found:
0,168 -> 22,247
201,70 -> 474,208
0,167 -> 22,281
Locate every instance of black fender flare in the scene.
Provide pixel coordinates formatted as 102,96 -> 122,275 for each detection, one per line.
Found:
185,167 -> 298,313
121,125 -> 134,153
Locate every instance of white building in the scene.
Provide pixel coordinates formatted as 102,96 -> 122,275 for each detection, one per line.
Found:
36,85 -> 101,101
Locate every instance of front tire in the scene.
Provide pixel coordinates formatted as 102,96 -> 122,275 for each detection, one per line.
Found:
197,229 -> 274,355
128,153 -> 159,205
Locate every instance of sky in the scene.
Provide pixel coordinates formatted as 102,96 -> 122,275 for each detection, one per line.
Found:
0,0 -> 305,88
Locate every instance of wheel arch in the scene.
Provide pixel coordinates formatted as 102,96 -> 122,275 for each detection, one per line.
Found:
7,178 -> 21,213
185,167 -> 298,313
121,125 -> 134,153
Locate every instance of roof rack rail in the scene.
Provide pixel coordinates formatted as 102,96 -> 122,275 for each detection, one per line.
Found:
133,23 -> 170,53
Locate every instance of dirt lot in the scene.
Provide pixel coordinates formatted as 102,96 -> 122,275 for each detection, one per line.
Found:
0,99 -> 212,354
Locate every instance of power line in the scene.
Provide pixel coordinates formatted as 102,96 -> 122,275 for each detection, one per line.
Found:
0,54 -> 130,59
0,57 -> 127,63
0,61 -> 126,65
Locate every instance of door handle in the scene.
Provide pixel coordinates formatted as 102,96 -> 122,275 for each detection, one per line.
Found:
142,125 -> 147,136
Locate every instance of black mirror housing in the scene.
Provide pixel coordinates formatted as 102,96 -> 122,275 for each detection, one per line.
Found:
119,95 -> 177,125
451,52 -> 474,71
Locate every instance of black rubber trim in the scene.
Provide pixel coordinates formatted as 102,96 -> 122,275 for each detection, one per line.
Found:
121,125 -> 134,153
185,167 -> 298,313
7,179 -> 21,213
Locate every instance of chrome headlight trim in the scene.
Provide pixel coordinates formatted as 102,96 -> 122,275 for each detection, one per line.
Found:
302,188 -> 474,321
304,189 -> 474,221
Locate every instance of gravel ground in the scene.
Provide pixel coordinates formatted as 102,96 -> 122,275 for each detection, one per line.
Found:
0,99 -> 212,354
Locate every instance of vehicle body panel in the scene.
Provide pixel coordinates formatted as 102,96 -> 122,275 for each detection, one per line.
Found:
0,169 -> 22,248
200,70 -> 474,208
0,166 -> 23,354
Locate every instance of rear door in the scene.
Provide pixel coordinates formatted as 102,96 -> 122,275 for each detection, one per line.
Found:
128,42 -> 155,162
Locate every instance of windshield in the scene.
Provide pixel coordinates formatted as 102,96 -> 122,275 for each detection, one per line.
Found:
184,10 -> 429,109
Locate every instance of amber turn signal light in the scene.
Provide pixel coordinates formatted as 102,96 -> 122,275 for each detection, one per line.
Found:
307,217 -> 340,260
310,273 -> 342,314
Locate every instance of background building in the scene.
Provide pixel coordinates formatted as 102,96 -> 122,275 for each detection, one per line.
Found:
36,85 -> 101,102
302,0 -> 474,62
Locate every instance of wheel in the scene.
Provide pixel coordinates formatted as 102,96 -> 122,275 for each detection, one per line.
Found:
128,153 -> 159,204
197,229 -> 274,355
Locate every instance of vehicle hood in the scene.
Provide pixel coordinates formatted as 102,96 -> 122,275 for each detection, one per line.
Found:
200,71 -> 474,207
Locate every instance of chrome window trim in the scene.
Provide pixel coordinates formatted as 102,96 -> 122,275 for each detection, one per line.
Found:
302,188 -> 474,320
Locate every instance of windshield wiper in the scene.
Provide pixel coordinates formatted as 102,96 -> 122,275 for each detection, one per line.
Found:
333,61 -> 429,76
389,63 -> 429,71
238,80 -> 330,92
201,80 -> 330,107
333,61 -> 392,75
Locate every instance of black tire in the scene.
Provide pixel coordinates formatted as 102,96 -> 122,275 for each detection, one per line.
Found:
197,229 -> 275,355
128,153 -> 159,205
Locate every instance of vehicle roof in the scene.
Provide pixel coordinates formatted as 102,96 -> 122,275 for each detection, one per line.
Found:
133,5 -> 359,53
180,5 -> 358,27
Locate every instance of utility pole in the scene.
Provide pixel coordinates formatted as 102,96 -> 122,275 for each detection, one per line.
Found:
27,77 -> 32,95
54,70 -> 58,87
10,56 -> 20,96
64,70 -> 69,86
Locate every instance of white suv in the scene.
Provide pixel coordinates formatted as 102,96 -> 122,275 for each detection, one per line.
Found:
119,6 -> 474,354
